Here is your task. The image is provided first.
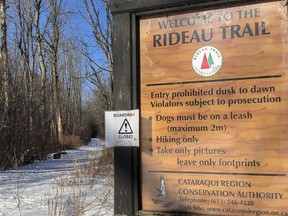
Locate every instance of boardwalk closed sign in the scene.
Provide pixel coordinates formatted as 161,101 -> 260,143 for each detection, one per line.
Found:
105,110 -> 139,147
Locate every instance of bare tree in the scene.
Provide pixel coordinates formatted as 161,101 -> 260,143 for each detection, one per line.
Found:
14,0 -> 38,144
34,0 -> 47,114
78,0 -> 113,137
0,0 -> 92,169
60,41 -> 83,135
48,0 -> 63,144
0,0 -> 9,123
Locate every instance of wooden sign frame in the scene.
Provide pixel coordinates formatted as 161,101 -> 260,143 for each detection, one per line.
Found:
111,0 -> 287,215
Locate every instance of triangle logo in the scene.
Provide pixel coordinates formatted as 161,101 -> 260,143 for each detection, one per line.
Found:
208,52 -> 214,66
118,119 -> 133,134
201,53 -> 210,69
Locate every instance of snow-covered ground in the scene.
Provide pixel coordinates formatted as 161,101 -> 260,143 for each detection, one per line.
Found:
0,138 -> 113,216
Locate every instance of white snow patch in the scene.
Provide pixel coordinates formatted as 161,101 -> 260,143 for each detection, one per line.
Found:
0,138 -> 113,216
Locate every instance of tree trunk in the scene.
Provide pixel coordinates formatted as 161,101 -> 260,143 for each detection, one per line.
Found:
0,0 -> 9,123
50,0 -> 63,144
35,0 -> 49,154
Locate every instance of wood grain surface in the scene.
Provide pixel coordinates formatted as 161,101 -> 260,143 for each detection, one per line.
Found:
140,1 -> 288,215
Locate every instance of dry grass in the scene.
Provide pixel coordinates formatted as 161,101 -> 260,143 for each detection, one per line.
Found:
96,148 -> 114,174
61,135 -> 84,150
47,147 -> 114,216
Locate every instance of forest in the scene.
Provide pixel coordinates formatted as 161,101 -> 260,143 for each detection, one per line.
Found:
0,0 -> 113,170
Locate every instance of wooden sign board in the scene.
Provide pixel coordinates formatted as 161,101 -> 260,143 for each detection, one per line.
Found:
140,1 -> 288,215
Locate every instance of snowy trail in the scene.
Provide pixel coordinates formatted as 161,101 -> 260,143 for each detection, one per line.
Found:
0,138 -> 113,216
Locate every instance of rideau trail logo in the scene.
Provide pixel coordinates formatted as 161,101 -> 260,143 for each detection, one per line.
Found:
192,46 -> 223,77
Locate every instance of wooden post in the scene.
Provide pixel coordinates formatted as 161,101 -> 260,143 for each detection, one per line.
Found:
112,12 -> 140,215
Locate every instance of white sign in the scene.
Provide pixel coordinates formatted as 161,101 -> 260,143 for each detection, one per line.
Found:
105,109 -> 139,147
